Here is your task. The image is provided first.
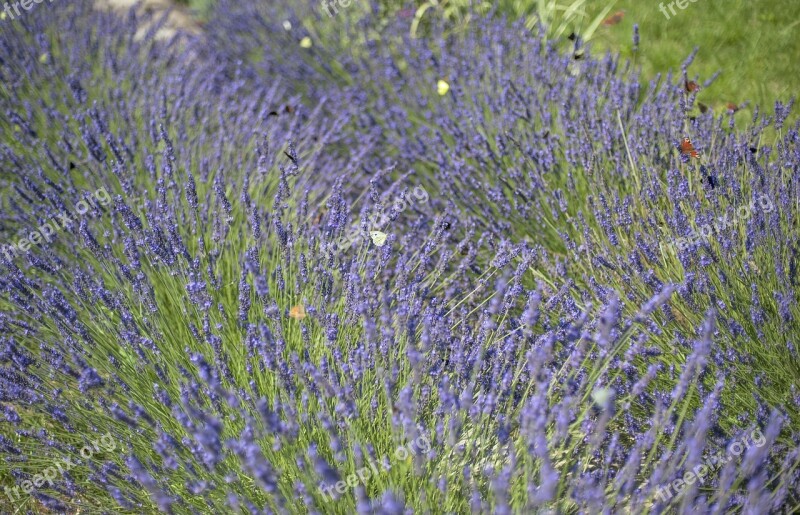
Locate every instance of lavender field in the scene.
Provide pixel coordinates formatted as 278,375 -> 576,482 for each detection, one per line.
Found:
1,0 -> 799,513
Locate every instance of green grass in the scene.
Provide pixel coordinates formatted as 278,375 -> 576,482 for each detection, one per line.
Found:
585,0 -> 800,114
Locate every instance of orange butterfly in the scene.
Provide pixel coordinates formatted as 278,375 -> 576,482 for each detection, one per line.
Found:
680,137 -> 700,159
289,305 -> 306,320
602,11 -> 625,26
684,81 -> 700,93
726,103 -> 739,113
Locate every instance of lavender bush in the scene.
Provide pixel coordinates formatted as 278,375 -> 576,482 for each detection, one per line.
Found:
0,0 -> 798,513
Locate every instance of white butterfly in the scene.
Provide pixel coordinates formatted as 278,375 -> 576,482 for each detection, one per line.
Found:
370,231 -> 387,247
591,387 -> 615,411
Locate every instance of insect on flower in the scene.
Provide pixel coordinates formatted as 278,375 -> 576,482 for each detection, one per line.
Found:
727,103 -> 740,113
283,150 -> 298,166
370,231 -> 387,246
437,80 -> 450,96
591,387 -> 615,410
267,105 -> 295,118
684,80 -> 700,93
289,305 -> 306,320
700,165 -> 716,189
680,137 -> 700,159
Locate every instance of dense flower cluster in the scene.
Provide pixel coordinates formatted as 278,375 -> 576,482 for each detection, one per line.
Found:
1,0 -> 799,513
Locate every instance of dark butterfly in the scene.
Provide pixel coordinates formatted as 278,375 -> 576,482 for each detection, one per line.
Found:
267,105 -> 295,118
749,146 -> 758,154
441,221 -> 451,230
679,137 -> 700,159
567,32 -> 578,41
283,150 -> 297,166
698,103 -> 709,113
700,165 -> 716,189
68,161 -> 76,170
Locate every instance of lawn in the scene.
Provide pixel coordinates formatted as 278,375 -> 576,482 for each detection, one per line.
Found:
584,0 -> 799,115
